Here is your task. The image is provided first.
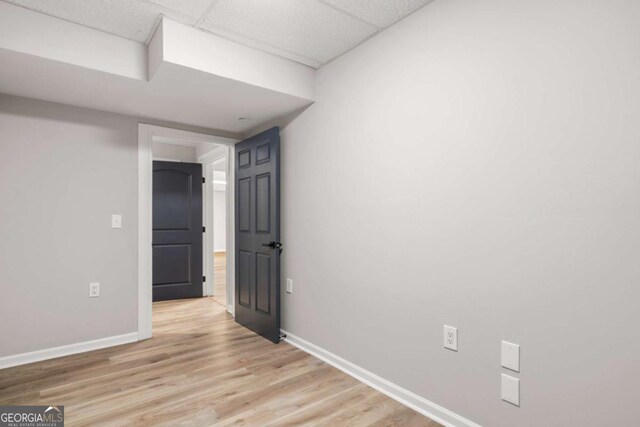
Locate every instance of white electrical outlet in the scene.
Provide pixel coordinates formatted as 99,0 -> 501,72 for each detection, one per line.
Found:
286,278 -> 293,294
89,282 -> 100,297
111,214 -> 122,229
443,325 -> 458,351
501,373 -> 520,406
501,341 -> 520,372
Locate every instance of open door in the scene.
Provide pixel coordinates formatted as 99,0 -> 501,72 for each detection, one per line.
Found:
235,127 -> 281,343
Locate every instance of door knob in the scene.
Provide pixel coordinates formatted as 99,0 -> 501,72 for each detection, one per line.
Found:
262,241 -> 283,254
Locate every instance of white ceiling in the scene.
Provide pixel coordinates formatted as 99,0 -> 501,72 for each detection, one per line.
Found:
1,0 -> 434,68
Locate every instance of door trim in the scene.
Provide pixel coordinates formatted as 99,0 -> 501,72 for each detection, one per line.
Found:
199,146 -> 235,315
138,124 -> 237,339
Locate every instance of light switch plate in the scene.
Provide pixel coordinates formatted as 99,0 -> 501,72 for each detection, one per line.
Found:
89,282 -> 100,298
286,278 -> 293,294
501,340 -> 520,372
443,325 -> 458,351
501,373 -> 520,406
111,214 -> 122,229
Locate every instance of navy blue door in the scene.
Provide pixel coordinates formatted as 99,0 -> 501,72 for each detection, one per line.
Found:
235,127 -> 281,343
152,161 -> 203,301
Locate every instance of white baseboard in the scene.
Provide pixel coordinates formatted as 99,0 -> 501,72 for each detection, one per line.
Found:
281,330 -> 481,427
0,332 -> 139,370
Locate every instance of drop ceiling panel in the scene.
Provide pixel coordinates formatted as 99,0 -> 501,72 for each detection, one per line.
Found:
2,0 -> 195,41
2,0 -> 434,67
319,0 -> 434,28
193,25 -> 324,69
148,0 -> 212,21
199,0 -> 377,65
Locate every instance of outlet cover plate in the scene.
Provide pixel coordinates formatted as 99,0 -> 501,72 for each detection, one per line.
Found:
111,214 -> 122,229
501,373 -> 520,406
89,282 -> 100,298
501,340 -> 520,372
444,325 -> 458,351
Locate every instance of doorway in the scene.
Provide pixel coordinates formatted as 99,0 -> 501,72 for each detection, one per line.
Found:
211,156 -> 227,308
201,147 -> 232,312
138,124 -> 237,339
139,124 -> 282,343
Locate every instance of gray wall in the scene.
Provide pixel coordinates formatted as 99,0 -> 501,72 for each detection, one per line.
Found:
279,0 -> 640,426
0,94 -> 139,356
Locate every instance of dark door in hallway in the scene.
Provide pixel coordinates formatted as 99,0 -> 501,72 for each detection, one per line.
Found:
152,161 -> 203,301
235,127 -> 281,343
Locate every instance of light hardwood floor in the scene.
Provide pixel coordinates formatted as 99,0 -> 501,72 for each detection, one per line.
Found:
0,298 -> 440,426
212,251 -> 227,308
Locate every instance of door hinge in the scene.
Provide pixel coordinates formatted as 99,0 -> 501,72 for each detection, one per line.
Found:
203,276 -> 206,282
202,226 -> 206,232
202,177 -> 205,183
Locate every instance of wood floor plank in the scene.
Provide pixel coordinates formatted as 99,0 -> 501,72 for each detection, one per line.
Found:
315,392 -> 404,427
0,298 -> 440,426
369,407 -> 441,427
212,251 -> 227,308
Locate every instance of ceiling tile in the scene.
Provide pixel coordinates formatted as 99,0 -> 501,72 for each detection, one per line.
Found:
195,26 -> 323,68
3,0 -> 434,67
199,0 -> 377,65
319,0 -> 433,28
147,0 -> 212,20
2,0 -> 196,42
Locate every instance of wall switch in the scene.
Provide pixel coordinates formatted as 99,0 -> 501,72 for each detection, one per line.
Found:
111,214 -> 122,229
443,325 -> 458,351
89,282 -> 100,298
501,341 -> 520,372
501,374 -> 520,406
286,278 -> 293,294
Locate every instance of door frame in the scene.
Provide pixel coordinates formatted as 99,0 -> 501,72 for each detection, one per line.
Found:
138,124 -> 237,339
199,146 -> 234,314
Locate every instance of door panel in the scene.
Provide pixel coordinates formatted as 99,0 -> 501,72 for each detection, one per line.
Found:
238,178 -> 251,232
152,161 -> 203,301
256,173 -> 271,233
153,244 -> 191,285
152,170 -> 192,230
235,127 -> 281,343
255,253 -> 271,314
238,250 -> 252,307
